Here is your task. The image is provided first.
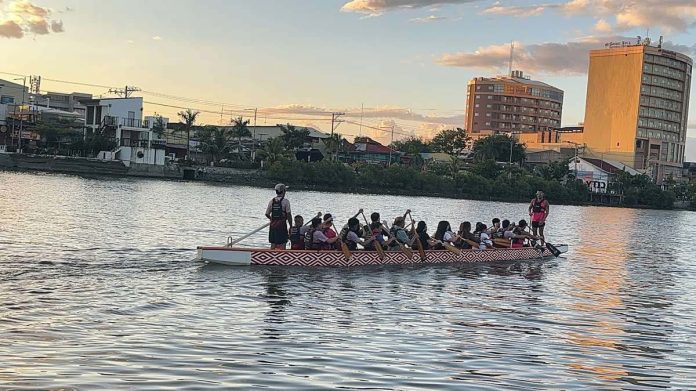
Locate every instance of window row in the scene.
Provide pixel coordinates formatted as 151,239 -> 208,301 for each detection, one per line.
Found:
640,95 -> 683,111
639,106 -> 682,122
640,84 -> 683,101
641,74 -> 684,91
637,117 -> 683,133
643,62 -> 686,80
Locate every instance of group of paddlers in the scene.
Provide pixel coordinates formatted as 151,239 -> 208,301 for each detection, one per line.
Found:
266,184 -> 550,252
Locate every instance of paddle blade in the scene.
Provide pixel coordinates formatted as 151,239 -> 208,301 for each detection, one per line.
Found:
415,237 -> 426,261
375,241 -> 385,260
340,241 -> 352,260
546,243 -> 562,257
443,243 -> 461,255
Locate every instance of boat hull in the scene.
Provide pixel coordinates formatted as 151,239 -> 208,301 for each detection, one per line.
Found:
196,245 -> 568,267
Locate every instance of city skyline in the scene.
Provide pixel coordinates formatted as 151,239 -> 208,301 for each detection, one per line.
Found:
1,0 -> 695,151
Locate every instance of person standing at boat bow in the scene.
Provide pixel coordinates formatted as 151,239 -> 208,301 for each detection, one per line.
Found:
265,183 -> 293,249
528,190 -> 549,244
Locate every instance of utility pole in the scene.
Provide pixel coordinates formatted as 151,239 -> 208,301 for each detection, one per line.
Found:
330,112 -> 344,161
566,141 -> 581,178
389,123 -> 395,167
108,86 -> 140,98
252,108 -> 258,160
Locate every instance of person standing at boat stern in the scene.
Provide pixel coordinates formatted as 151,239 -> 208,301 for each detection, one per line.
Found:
528,190 -> 549,244
266,183 -> 292,249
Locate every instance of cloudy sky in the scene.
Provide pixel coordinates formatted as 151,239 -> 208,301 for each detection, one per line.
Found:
1,0 -> 696,153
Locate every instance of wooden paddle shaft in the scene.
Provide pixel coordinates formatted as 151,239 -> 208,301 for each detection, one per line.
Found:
229,222 -> 271,246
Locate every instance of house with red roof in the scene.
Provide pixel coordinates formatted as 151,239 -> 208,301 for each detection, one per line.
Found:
341,137 -> 400,166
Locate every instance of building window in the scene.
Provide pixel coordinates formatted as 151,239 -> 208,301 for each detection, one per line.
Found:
488,95 -> 493,99
474,112 -> 479,116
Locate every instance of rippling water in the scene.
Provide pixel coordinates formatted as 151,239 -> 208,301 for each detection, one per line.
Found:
1,170 -> 695,390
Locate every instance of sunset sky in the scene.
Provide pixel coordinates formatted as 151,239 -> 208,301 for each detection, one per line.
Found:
2,0 -> 696,149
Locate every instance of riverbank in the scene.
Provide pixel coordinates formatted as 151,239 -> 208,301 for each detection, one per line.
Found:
0,153 -> 689,210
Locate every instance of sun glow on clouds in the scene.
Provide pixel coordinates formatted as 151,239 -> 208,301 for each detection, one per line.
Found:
0,0 -> 64,38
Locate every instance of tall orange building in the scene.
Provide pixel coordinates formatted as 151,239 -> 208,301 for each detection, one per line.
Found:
583,43 -> 692,183
465,71 -> 563,137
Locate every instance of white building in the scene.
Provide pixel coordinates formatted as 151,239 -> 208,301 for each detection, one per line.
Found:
571,157 -> 641,193
82,97 -> 167,166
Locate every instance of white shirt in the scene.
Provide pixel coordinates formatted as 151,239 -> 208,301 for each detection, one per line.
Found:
479,232 -> 492,249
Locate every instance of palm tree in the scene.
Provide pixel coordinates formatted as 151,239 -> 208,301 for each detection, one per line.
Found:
260,137 -> 286,164
230,117 -> 252,160
197,125 -> 235,163
177,109 -> 200,160
323,133 -> 342,161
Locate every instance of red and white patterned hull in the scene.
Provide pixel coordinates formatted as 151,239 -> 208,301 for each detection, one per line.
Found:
196,245 -> 568,267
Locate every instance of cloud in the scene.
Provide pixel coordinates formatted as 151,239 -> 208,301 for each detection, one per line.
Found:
341,0 -> 481,15
482,0 -> 696,33
436,35 -> 696,75
152,36 -> 162,40
50,19 -> 63,32
593,18 -> 612,33
0,19 -> 22,38
259,104 -> 463,126
483,3 -> 549,17
409,15 -> 447,22
0,0 -> 65,38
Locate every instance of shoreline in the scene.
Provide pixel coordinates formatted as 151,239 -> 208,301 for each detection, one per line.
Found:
1,154 -> 690,211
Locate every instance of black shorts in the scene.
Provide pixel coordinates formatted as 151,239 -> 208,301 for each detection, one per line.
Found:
531,220 -> 545,228
269,226 -> 288,244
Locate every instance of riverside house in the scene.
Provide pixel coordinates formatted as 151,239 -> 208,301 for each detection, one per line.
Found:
82,97 -> 167,166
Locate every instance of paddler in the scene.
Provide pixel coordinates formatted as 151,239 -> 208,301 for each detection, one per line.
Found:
265,183 -> 292,250
528,190 -> 550,244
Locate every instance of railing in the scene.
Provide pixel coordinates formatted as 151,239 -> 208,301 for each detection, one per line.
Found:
118,138 -> 166,149
101,116 -> 149,129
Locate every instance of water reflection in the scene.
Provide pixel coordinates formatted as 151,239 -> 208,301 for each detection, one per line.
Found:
2,171 -> 696,390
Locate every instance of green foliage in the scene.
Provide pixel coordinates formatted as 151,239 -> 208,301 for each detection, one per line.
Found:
323,133 -> 343,161
197,125 -> 234,163
258,137 -> 286,164
430,128 -> 468,155
279,123 -> 310,150
177,109 -> 200,159
538,159 -> 571,181
151,115 -> 166,137
473,134 -> 525,163
261,148 -> 675,209
468,159 -> 502,180
391,136 -> 431,155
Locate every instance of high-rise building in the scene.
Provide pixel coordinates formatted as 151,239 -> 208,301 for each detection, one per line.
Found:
583,43 -> 692,183
465,71 -> 564,137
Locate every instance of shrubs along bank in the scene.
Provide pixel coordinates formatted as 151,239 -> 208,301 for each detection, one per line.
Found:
264,158 -> 678,209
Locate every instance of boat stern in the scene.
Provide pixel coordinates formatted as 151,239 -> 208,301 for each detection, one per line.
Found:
197,246 -> 253,266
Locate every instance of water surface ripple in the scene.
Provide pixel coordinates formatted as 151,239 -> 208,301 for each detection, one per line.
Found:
1,171 -> 695,390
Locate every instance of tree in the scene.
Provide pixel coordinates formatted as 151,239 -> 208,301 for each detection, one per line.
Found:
391,136 -> 431,155
230,117 -> 252,160
197,125 -> 234,163
538,158 -> 571,182
430,128 -> 468,156
472,134 -> 525,163
35,116 -> 82,148
177,109 -> 200,159
468,159 -> 502,179
279,123 -> 310,150
151,115 -> 166,138
258,137 -> 286,164
323,133 -> 343,161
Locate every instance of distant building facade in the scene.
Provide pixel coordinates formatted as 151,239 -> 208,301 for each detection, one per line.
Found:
465,71 -> 564,134
583,43 -> 692,183
81,97 -> 166,165
32,91 -> 92,116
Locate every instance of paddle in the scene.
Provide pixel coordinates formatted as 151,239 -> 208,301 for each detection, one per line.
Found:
381,220 -> 413,259
227,211 -> 320,247
360,211 -> 385,260
436,240 -> 461,255
227,222 -> 270,247
332,222 -> 352,260
545,242 -> 562,257
414,236 -> 427,261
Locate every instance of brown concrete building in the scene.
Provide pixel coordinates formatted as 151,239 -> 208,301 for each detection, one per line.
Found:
465,71 -> 564,135
583,43 -> 692,183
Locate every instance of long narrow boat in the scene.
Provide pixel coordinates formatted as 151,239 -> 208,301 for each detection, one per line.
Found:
196,245 -> 568,267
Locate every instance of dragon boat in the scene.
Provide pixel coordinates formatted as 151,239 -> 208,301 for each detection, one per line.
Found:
196,244 -> 568,267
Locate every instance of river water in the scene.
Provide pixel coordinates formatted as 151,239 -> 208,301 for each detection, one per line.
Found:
1,170 -> 695,390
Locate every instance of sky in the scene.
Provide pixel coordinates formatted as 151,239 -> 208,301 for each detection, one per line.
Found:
1,0 -> 696,156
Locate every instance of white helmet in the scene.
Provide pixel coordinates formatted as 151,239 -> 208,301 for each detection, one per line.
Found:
274,183 -> 287,194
